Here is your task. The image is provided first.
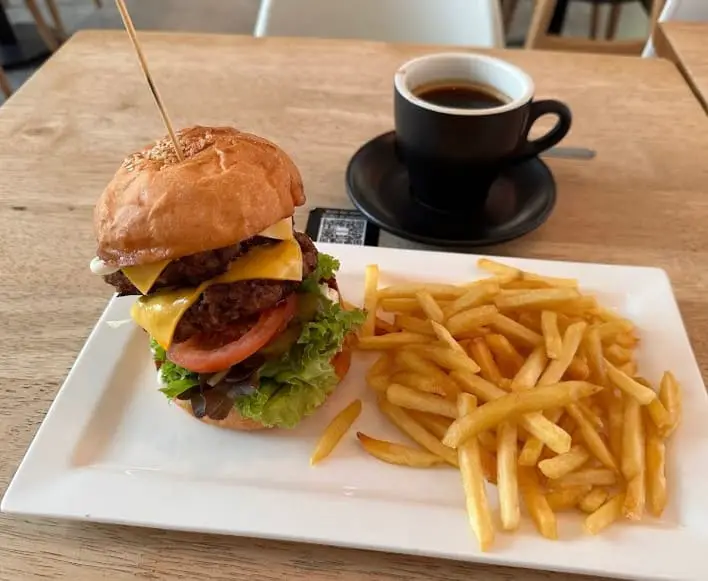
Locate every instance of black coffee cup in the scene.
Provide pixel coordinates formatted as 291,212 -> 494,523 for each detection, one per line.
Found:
394,52 -> 572,213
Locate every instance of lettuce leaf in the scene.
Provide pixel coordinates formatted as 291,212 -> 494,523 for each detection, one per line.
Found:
151,339 -> 199,398
235,295 -> 364,427
151,252 -> 365,428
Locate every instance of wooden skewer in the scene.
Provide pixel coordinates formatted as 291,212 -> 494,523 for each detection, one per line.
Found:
115,0 -> 184,161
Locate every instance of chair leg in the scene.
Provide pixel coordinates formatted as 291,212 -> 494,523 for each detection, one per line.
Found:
589,3 -> 600,39
525,0 -> 558,49
0,66 -> 12,98
44,0 -> 67,39
502,0 -> 520,32
24,0 -> 59,51
605,4 -> 621,39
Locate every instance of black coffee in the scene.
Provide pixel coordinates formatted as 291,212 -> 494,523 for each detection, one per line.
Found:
414,81 -> 509,109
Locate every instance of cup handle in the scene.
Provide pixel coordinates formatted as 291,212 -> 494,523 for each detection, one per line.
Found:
516,99 -> 572,160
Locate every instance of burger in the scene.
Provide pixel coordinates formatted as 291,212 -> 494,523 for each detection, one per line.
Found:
90,126 -> 364,430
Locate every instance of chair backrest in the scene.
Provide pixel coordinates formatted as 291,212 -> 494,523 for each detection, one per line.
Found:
254,0 -> 504,48
643,0 -> 708,55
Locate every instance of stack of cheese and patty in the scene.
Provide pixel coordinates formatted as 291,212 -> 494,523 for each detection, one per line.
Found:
90,126 -> 364,430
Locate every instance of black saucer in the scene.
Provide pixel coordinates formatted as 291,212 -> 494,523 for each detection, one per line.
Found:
346,131 -> 556,248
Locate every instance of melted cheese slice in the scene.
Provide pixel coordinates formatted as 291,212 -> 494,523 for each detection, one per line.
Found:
121,219 -> 294,294
258,218 -> 294,240
130,238 -> 303,349
122,260 -> 170,295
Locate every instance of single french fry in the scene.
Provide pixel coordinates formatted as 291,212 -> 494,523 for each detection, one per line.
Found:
615,332 -> 639,349
618,360 -> 637,377
361,265 -> 379,337
596,320 -> 635,342
395,350 -> 459,397
607,390 -> 624,462
378,398 -> 458,467
390,371 -> 446,396
416,290 -> 444,324
584,326 -> 606,387
566,356 -> 591,381
546,485 -> 591,511
538,445 -> 590,479
634,376 -> 672,435
457,394 -> 495,551
510,345 -> 548,391
576,400 -> 604,432
578,487 -> 609,513
518,408 -> 565,466
516,310 -> 542,333
566,403 -> 617,471
495,288 -> 581,310
497,420 -> 520,531
485,334 -> 525,376
623,472 -> 646,521
477,258 -> 520,279
310,399 -> 362,464
541,310 -> 563,359
469,337 -> 504,385
621,394 -> 645,481
408,411 -> 453,439
490,314 -> 543,348
605,343 -> 633,365
444,282 -> 498,319
522,272 -> 578,288
451,372 -> 573,454
538,322 -> 587,386
645,411 -> 667,517
415,345 -> 481,376
659,371 -> 681,437
379,298 -> 424,314
584,494 -> 624,535
443,381 -> 601,449
446,305 -> 499,337
430,321 -> 466,355
519,466 -> 558,540
606,361 -> 657,405
386,383 -> 457,419
394,314 -> 436,336
554,468 -> 617,488
378,283 -> 466,299
357,433 -> 444,468
357,332 -> 433,350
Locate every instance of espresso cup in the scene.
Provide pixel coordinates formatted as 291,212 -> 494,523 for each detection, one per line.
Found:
394,52 -> 572,213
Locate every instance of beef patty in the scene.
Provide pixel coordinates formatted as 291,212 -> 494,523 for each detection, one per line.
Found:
108,232 -> 318,343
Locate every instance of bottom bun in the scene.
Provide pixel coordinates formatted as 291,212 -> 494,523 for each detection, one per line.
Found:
173,346 -> 353,431
174,398 -> 268,431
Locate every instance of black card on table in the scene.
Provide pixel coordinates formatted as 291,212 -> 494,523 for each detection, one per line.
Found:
306,208 -> 380,246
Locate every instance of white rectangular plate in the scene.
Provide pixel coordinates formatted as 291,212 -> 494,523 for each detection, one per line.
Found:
3,244 -> 708,580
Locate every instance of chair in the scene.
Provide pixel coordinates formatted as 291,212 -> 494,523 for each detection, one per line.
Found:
525,0 -> 662,54
643,0 -> 708,56
254,0 -> 504,48
24,0 -> 59,51
0,66 -> 12,98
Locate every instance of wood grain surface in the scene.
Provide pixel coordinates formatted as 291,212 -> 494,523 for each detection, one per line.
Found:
1,30 -> 707,581
655,21 -> 708,113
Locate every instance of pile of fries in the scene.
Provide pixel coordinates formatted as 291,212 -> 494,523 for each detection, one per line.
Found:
311,258 -> 682,550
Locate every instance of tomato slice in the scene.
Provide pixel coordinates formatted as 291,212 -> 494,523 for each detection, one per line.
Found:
331,349 -> 352,380
168,294 -> 298,373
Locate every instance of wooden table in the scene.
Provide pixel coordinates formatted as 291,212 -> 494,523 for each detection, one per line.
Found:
1,30 -> 707,581
655,21 -> 708,113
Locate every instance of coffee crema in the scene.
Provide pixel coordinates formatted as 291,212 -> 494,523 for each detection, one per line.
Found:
413,81 -> 511,110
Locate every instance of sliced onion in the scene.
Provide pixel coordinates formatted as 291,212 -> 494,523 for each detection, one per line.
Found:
206,369 -> 230,387
106,319 -> 132,329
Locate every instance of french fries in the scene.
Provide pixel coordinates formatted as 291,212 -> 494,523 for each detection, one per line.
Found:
310,400 -> 362,464
386,383 -> 457,419
457,394 -> 495,551
378,398 -> 458,467
357,433 -> 444,467
361,265 -> 379,337
344,257 -> 683,549
443,382 -> 601,449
